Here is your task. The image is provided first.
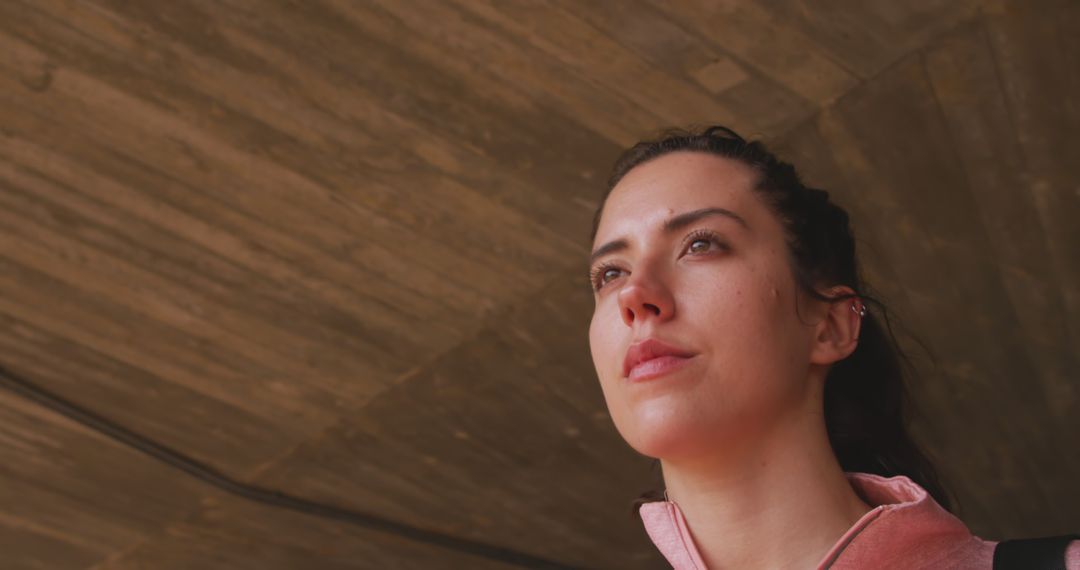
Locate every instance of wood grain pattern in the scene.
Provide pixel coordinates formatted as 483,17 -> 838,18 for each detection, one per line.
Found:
94,493 -> 528,570
0,389 -> 214,569
0,0 -> 1075,568
761,0 -> 983,78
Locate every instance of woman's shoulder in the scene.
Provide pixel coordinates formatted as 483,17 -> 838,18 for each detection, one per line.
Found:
839,472 -> 1079,570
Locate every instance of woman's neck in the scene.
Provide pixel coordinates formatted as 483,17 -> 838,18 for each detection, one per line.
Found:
659,407 -> 872,569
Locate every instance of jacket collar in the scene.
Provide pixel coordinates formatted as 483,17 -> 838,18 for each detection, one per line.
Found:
639,472 -> 977,569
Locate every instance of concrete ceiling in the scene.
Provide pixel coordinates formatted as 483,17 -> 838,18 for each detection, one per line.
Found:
0,0 -> 1076,568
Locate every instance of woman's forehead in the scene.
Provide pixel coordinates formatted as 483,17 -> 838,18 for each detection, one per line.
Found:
595,152 -> 759,241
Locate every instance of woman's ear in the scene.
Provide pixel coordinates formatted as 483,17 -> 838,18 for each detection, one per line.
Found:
809,285 -> 863,366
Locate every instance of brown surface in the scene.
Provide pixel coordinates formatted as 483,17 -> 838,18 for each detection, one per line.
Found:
0,0 -> 1076,568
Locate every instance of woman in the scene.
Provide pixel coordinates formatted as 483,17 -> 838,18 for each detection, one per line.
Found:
586,126 -> 1078,569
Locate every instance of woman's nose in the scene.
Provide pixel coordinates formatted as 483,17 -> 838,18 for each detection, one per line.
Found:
617,272 -> 674,327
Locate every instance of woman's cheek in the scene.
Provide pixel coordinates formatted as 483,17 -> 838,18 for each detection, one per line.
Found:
587,315 -> 608,387
590,307 -> 627,392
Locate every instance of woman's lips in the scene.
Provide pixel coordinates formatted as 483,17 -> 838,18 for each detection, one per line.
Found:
623,337 -> 697,380
627,354 -> 697,382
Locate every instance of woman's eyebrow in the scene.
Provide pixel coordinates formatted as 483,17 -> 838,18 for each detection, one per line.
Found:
589,207 -> 748,264
665,206 -> 748,233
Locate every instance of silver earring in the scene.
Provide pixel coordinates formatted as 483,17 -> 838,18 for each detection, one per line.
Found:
852,302 -> 867,318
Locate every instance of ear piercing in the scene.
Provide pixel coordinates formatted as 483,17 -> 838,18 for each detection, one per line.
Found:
852,301 -> 867,318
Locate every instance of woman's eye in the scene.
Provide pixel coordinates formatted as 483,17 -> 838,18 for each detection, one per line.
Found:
685,231 -> 726,255
598,267 -> 621,287
688,238 -> 711,254
589,264 -> 625,291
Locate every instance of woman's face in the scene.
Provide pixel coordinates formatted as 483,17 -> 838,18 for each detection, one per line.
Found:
588,151 -> 820,461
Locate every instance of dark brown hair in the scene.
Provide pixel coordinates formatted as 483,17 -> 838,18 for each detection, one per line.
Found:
590,125 -> 952,515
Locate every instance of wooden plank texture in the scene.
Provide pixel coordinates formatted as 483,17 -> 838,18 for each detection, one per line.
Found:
0,0 -> 1075,567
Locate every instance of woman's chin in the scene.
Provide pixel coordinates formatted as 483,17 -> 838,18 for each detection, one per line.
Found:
618,406 -> 706,460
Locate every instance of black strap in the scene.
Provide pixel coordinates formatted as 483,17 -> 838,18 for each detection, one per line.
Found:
993,534 -> 1080,570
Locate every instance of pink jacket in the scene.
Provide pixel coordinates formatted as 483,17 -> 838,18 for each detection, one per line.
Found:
639,472 -> 1080,569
